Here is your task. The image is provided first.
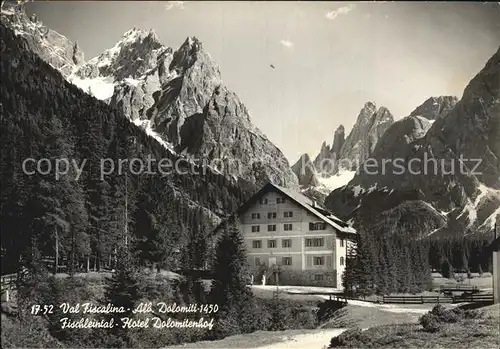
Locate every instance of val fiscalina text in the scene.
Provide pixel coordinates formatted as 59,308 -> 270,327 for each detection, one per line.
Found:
39,302 -> 220,315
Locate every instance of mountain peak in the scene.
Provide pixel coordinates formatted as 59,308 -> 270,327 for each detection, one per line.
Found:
181,36 -> 203,51
300,153 -> 312,163
121,27 -> 160,44
409,95 -> 458,121
364,101 -> 376,109
360,101 -> 377,117
375,106 -> 394,123
292,153 -> 319,187
331,125 -> 345,156
169,35 -> 217,76
70,25 -> 166,87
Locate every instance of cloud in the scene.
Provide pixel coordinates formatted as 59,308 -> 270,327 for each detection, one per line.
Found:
280,40 -> 294,48
325,4 -> 356,20
165,1 -> 185,11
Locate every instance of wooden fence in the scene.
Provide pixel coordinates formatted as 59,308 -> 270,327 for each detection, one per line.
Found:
284,291 -> 494,305
452,293 -> 494,303
382,294 -> 493,304
382,295 -> 453,304
438,284 -> 479,291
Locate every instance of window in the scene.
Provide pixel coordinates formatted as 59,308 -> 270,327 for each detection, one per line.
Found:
251,213 -> 260,219
282,239 -> 292,248
282,257 -> 292,266
284,223 -> 293,231
268,240 -> 276,248
340,256 -> 345,266
340,239 -> 344,247
251,225 -> 260,233
259,198 -> 268,204
305,238 -> 324,247
309,222 -> 327,231
314,274 -> 324,281
252,240 -> 262,249
313,256 -> 325,266
284,211 -> 294,218
255,257 -> 261,266
267,224 -> 276,232
276,197 -> 286,204
267,212 -> 277,219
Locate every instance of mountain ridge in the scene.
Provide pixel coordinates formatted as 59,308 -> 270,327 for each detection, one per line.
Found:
325,47 -> 500,237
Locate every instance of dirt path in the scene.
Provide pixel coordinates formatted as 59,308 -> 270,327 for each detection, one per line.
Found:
252,329 -> 346,349
342,299 -> 431,314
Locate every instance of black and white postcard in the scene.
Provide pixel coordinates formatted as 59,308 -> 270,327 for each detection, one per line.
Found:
1,1 -> 499,348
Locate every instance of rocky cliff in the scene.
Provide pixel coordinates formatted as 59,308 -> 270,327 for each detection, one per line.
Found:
293,102 -> 393,201
409,96 -> 459,121
313,125 -> 345,175
1,3 -> 84,77
107,35 -> 298,188
292,153 -> 319,187
339,102 -> 394,170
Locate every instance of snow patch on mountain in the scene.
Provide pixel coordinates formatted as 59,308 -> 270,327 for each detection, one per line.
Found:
479,206 -> 500,230
457,198 -> 478,228
367,183 -> 378,193
474,183 -> 498,207
316,170 -> 356,193
421,201 -> 449,220
352,185 -> 363,197
132,119 -> 176,154
68,74 -> 115,100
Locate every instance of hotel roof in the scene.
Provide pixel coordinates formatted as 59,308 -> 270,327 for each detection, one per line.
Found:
215,182 -> 357,236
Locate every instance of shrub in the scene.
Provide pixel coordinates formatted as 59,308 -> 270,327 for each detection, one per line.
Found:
419,313 -> 441,333
463,309 -> 481,319
430,304 -> 447,317
255,297 -> 317,331
419,305 -> 482,333
437,309 -> 460,323
329,328 -> 371,348
292,307 -> 317,329
450,307 -> 465,317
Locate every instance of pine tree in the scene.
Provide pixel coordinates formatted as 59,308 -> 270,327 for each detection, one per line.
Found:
383,237 -> 399,294
342,242 -> 358,296
361,236 -> 376,296
209,215 -> 255,338
377,250 -> 390,295
103,246 -> 141,343
268,288 -> 287,331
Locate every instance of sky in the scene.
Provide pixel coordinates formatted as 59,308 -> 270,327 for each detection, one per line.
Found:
25,1 -> 500,163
